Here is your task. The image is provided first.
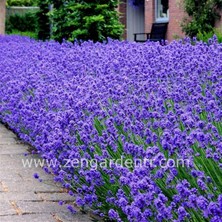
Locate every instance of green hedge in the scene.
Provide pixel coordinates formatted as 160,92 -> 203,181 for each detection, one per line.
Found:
49,0 -> 124,43
6,0 -> 38,6
6,12 -> 38,39
6,12 -> 37,32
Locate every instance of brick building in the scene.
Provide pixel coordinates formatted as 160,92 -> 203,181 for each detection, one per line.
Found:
0,0 -> 6,35
118,0 -> 222,42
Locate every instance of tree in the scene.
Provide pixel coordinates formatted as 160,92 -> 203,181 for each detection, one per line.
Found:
0,0 -> 6,34
182,0 -> 222,37
37,0 -> 51,40
50,0 -> 124,43
6,0 -> 38,6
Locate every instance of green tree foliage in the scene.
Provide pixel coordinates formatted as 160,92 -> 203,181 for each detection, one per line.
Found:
36,0 -> 50,40
6,12 -> 37,32
6,0 -> 38,6
50,0 -> 124,42
182,0 -> 222,37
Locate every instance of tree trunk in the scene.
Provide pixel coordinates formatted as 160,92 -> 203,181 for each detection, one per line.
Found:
0,0 -> 6,35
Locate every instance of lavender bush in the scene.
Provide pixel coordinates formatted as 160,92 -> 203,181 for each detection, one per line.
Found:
0,35 -> 222,221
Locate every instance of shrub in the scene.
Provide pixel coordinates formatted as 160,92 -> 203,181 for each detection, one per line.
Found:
6,12 -> 37,33
197,27 -> 222,43
36,0 -> 50,40
6,0 -> 38,6
49,0 -> 124,42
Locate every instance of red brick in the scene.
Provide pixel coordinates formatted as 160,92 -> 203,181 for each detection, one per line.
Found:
0,0 -> 6,35
119,0 -> 127,39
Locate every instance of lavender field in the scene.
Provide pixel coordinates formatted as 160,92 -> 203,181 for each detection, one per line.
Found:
0,35 -> 222,222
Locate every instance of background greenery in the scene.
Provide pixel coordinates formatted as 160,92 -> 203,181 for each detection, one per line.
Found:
6,12 -> 38,39
197,27 -> 222,43
182,0 -> 222,37
36,0 -> 50,40
6,12 -> 37,32
47,0 -> 124,42
6,0 -> 39,38
6,0 -> 38,6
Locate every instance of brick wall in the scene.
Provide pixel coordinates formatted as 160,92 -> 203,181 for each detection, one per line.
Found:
119,0 -> 127,39
144,0 -> 154,33
0,0 -> 6,35
167,0 -> 185,41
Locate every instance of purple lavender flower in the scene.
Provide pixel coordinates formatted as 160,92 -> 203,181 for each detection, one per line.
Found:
108,209 -> 119,220
1,35 -> 222,222
67,205 -> 77,214
178,206 -> 189,221
33,173 -> 39,179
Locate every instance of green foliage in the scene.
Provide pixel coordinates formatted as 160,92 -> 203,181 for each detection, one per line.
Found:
197,27 -> 222,43
6,12 -> 38,39
182,0 -> 222,37
6,12 -> 37,33
6,0 -> 38,6
50,0 -> 124,43
7,30 -> 38,39
36,0 -> 50,40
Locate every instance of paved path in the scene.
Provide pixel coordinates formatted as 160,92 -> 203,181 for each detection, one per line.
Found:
0,123 -> 92,222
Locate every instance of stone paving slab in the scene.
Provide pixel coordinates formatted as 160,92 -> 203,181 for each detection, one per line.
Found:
2,180 -> 63,193
0,192 -> 41,201
0,143 -> 28,148
38,192 -> 75,202
0,184 -> 5,192
0,171 -> 23,181
0,123 -> 92,222
0,214 -> 55,222
16,201 -> 68,214
18,169 -> 55,181
0,200 -> 17,216
0,145 -> 27,154
0,155 -> 29,171
0,137 -> 17,144
0,169 -> 54,182
0,168 -> 45,180
0,127 -> 11,134
55,212 -> 92,222
0,133 -> 16,139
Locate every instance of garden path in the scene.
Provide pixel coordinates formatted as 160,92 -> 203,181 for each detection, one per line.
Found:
0,123 -> 91,222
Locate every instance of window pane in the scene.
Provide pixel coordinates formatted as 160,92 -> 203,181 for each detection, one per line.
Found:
156,0 -> 169,19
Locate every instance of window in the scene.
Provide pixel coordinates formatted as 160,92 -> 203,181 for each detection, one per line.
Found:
156,0 -> 169,22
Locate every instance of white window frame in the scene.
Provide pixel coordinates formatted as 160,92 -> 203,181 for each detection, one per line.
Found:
155,0 -> 169,23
